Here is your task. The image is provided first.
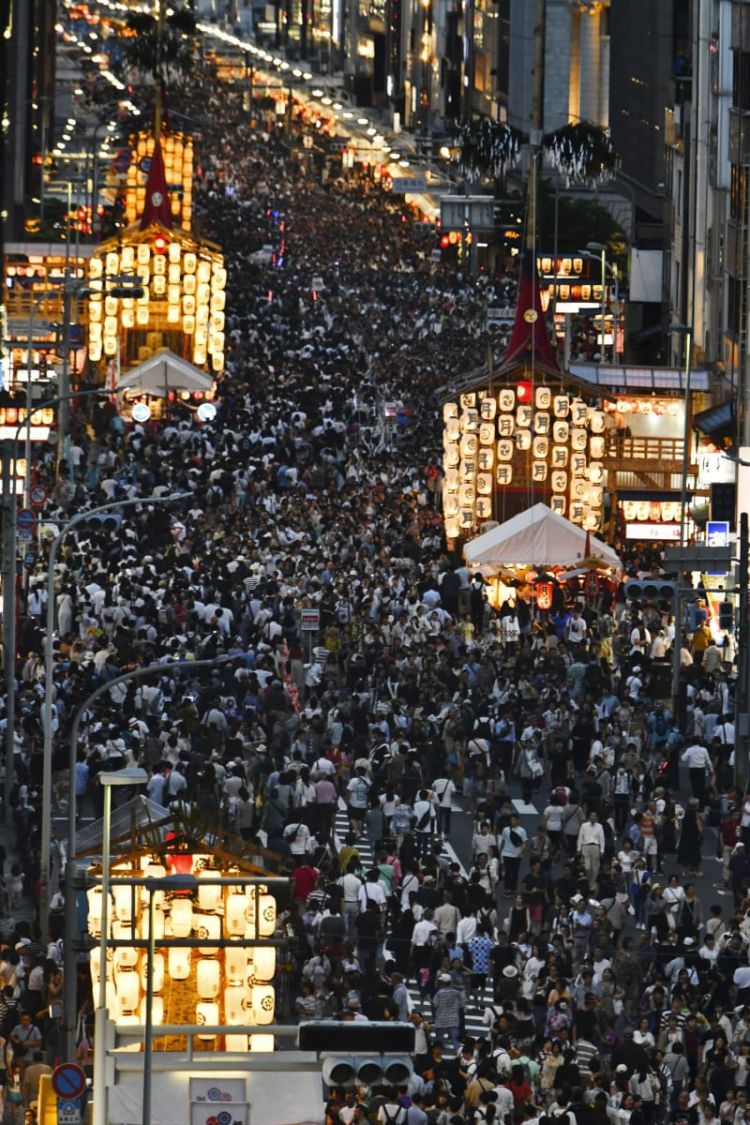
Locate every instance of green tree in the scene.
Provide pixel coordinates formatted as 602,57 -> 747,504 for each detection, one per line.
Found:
538,179 -> 626,268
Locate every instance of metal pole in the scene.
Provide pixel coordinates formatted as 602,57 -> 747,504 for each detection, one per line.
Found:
57,273 -> 72,473
736,512 -> 749,794
92,783 -> 112,1125
526,0 -> 545,253
143,888 -> 156,1125
2,446 -> 17,823
672,330 -> 693,723
62,652 -> 237,1063
43,494 -> 189,938
600,249 -> 607,362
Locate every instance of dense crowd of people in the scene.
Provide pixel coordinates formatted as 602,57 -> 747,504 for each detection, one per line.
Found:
0,37 -> 748,1125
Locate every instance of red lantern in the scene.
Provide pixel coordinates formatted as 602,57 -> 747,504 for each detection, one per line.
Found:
536,580 -> 554,611
584,571 -> 600,599
517,380 -> 532,403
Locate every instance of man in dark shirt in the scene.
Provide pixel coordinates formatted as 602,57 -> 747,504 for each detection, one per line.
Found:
573,993 -> 600,1044
355,900 -> 382,980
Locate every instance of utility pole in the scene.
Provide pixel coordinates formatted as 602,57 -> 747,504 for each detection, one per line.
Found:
736,512 -> 749,794
1,445 -> 17,822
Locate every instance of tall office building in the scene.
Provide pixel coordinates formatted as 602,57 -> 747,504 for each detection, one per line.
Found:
1,0 -> 57,244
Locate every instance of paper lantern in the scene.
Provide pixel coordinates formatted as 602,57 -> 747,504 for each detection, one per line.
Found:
137,244 -> 151,265
139,907 -> 164,941
116,971 -> 140,1016
197,261 -> 212,284
225,893 -> 247,937
552,471 -> 568,493
571,428 -> 588,451
197,959 -> 221,1000
87,888 -> 103,937
552,421 -> 569,443
476,497 -> 493,519
458,484 -> 476,507
227,1035 -> 250,1052
106,252 -> 119,275
196,1001 -> 219,1041
89,258 -> 103,279
460,392 -> 476,409
114,946 -> 139,972
250,946 -> 277,983
139,996 -> 163,1025
497,439 -> 514,462
479,423 -> 495,446
444,443 -> 459,467
589,463 -> 604,484
445,419 -> 460,441
184,253 -> 197,274
136,307 -> 150,327
443,494 -> 459,517
570,502 -> 585,524
571,478 -> 587,500
517,405 -> 533,428
536,581 -> 554,611
249,1035 -> 275,1053
478,447 -> 494,470
251,985 -> 275,1024
224,986 -> 247,1025
477,473 -> 493,496
139,953 -> 164,994
550,496 -> 566,516
496,464 -> 513,485
460,434 -> 478,458
480,397 -> 497,420
194,912 -> 221,954
571,399 -> 588,425
498,414 -> 515,437
168,242 -> 182,263
225,947 -> 248,985
461,409 -> 479,432
184,274 -> 196,296
444,403 -> 458,422
89,948 -> 113,988
498,389 -> 515,412
444,519 -> 460,540
445,469 -> 460,489
552,445 -> 568,468
571,452 -> 587,475
589,411 -> 605,433
532,461 -> 548,483
168,947 -> 191,981
169,898 -> 193,938
532,437 -> 549,459
589,435 -> 606,459
535,386 -> 551,409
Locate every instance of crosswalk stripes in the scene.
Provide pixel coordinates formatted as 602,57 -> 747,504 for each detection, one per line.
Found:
332,801 -> 495,1040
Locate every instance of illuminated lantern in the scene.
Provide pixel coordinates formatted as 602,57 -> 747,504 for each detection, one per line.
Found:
460,392 -> 476,409
550,496 -> 566,516
480,397 -> 496,420
533,413 -> 550,435
476,497 -> 493,519
496,464 -> 513,485
443,402 -> 458,421
477,473 -> 492,495
536,581 -> 554,611
497,440 -> 514,462
478,447 -> 494,470
517,381 -> 532,403
553,396 -> 570,418
552,470 -> 568,493
498,415 -> 515,438
479,423 -> 495,446
515,429 -> 532,451
517,405 -> 533,428
532,437 -> 549,459
571,428 -> 588,451
498,389 -> 515,412
535,386 -> 551,409
153,233 -> 168,256
532,461 -> 548,483
553,421 -> 569,444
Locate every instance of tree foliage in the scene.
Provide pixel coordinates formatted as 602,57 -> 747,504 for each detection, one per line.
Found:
121,10 -> 198,84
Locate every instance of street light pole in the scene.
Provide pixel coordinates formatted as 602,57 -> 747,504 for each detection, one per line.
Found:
41,493 -> 188,938
93,769 -> 148,1125
62,654 -> 238,1063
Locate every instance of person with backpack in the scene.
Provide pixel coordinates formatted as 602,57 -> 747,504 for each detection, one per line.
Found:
498,814 -> 527,896
412,789 -> 436,858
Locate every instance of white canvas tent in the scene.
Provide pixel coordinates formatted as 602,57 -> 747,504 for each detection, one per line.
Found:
464,503 -> 622,571
116,348 -> 215,397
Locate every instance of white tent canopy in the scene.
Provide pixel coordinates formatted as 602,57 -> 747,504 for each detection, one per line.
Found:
116,348 -> 215,397
464,503 -> 622,571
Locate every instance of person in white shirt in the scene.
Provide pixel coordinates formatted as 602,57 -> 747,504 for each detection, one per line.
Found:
498,816 -> 527,896
543,800 -> 565,857
431,776 -> 456,836
681,742 -> 713,804
577,811 -> 606,890
338,869 -> 363,937
456,910 -> 478,945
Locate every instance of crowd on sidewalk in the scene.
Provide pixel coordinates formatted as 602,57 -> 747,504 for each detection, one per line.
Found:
2,50 -> 750,1125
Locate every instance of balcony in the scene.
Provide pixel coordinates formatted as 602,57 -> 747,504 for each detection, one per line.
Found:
604,435 -> 696,492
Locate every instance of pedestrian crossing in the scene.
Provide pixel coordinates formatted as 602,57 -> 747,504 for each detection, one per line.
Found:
332,802 -> 495,1040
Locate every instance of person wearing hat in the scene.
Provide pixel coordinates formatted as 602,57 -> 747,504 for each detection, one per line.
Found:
432,972 -> 462,1049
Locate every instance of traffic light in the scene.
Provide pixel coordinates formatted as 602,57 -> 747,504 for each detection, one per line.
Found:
624,579 -> 676,605
299,1021 -> 415,1090
153,233 -> 168,255
719,601 -> 734,631
711,482 -> 736,529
